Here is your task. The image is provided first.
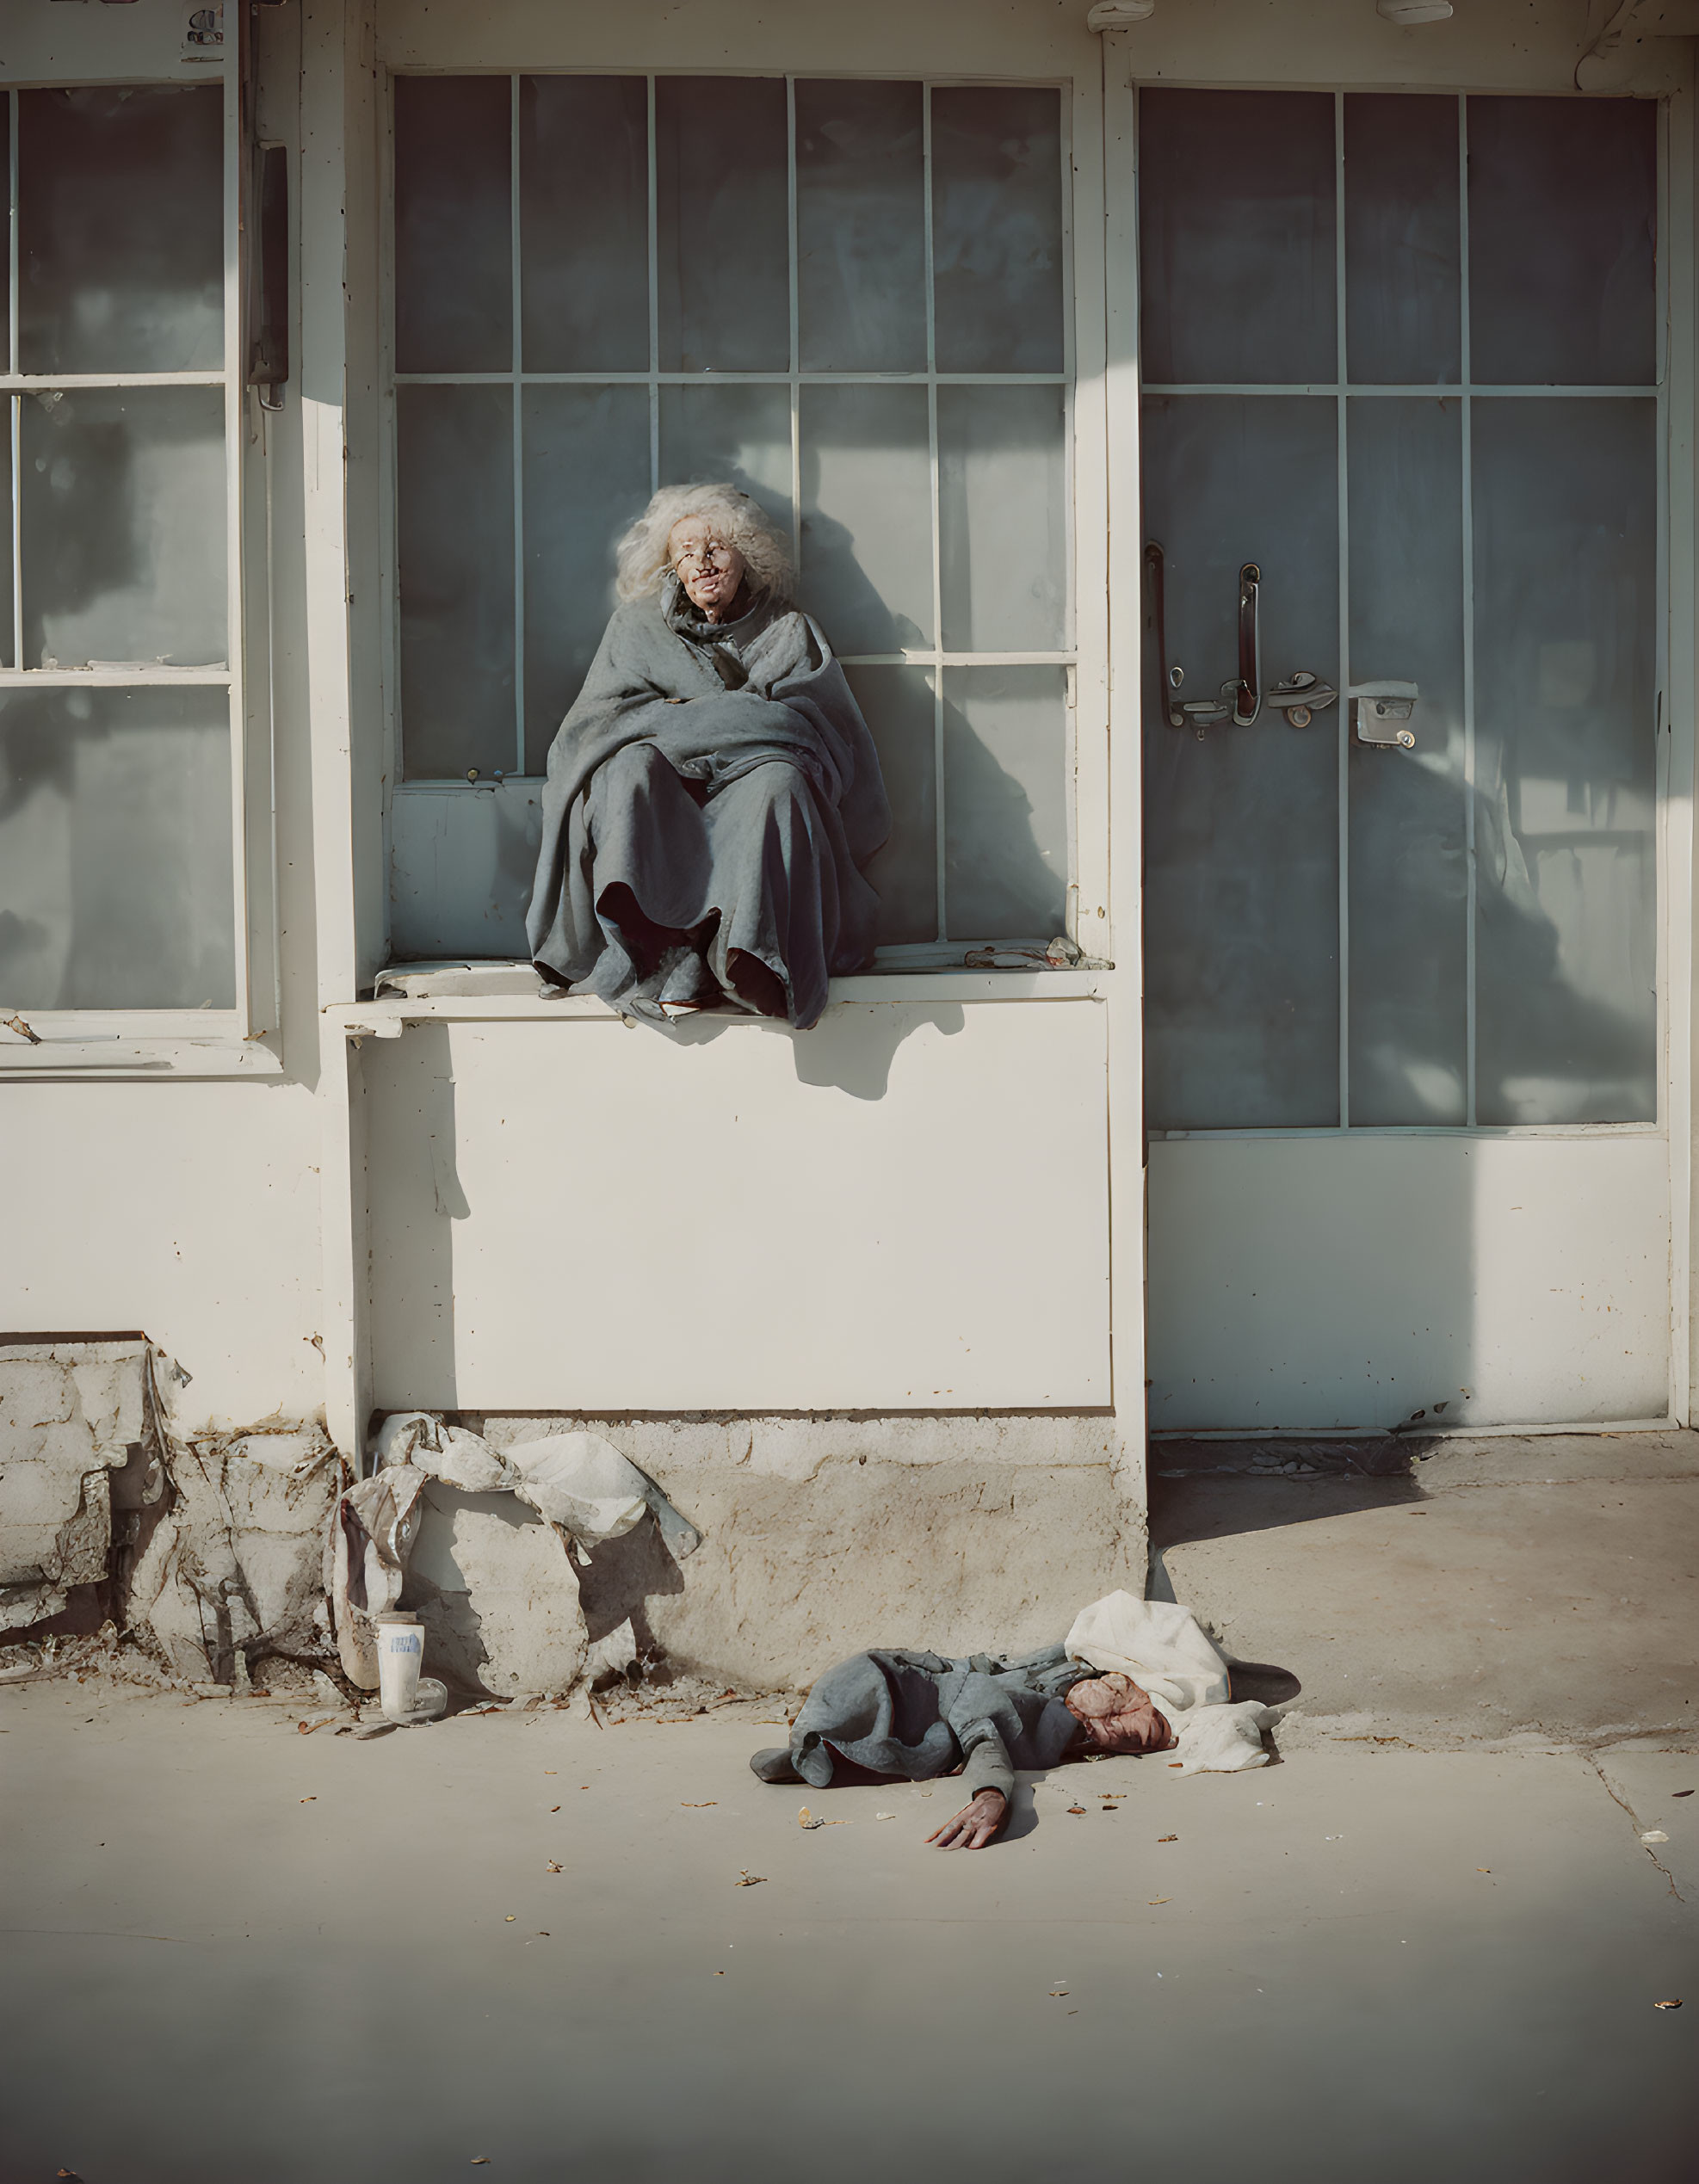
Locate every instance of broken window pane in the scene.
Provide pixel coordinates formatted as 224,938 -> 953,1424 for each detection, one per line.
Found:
18,84 -> 223,375
21,386 -> 226,671
0,684 -> 234,1009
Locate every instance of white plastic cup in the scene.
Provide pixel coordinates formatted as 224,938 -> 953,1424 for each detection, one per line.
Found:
375,1613 -> 423,1720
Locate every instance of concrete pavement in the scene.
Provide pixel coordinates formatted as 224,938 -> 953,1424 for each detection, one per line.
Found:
1,1683 -> 1693,2184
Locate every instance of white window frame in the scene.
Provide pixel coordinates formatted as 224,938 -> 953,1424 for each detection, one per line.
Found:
0,35 -> 281,1079
375,64 -> 1115,979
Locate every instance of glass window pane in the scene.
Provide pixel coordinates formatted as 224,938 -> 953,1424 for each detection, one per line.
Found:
943,667 -> 1067,941
937,384 -> 1066,652
843,664 -> 936,946
522,385 -> 652,774
0,685 -> 233,1009
1138,90 -> 1337,387
1140,394 -> 1340,1128
658,383 -> 792,541
398,386 -> 515,780
656,78 -> 789,373
18,85 -> 223,374
520,77 -> 649,373
1344,96 -> 1460,386
1348,398 -> 1467,1125
22,386 -> 226,671
1473,398 -> 1657,1124
393,76 -> 511,373
799,384 -> 931,654
931,86 -> 1064,374
795,80 -> 925,373
1467,98 -> 1655,387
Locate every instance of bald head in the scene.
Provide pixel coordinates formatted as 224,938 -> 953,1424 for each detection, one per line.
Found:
1064,1672 -> 1176,1755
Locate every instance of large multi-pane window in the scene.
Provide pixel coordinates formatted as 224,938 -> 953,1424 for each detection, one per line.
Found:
388,74 -> 1074,955
0,83 -> 242,1015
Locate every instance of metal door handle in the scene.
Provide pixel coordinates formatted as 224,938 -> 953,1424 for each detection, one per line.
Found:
1233,562 -> 1261,725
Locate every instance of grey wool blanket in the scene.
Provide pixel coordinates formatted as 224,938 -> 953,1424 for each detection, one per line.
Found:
788,1645 -> 1093,1805
525,577 -> 891,1028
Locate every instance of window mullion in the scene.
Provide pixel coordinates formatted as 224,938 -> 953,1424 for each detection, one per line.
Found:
924,82 -> 946,945
510,72 -> 524,776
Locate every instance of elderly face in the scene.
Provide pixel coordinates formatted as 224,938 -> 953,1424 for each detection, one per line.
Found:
668,517 -> 747,620
1064,1672 -> 1175,1756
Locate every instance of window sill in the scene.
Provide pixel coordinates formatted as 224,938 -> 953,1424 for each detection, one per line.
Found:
0,1028 -> 285,1079
344,959 -> 1113,1028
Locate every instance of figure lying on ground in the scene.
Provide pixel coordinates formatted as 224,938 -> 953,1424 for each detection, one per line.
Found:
749,1643 -> 1177,1851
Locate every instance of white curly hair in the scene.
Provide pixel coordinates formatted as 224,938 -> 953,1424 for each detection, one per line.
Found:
615,483 -> 794,605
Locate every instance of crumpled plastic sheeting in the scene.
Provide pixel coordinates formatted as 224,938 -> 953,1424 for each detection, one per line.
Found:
371,1413 -> 673,1547
328,1417 -> 701,1695
0,1339 -> 182,1632
128,1428 -> 347,1683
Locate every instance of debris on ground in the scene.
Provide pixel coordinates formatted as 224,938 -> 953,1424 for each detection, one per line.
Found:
1641,1830 -> 1671,1843
734,1871 -> 766,1886
1653,1999 -> 1683,2009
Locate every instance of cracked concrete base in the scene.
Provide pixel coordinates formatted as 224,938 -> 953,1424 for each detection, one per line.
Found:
471,1415 -> 1146,1690
1151,1430 -> 1699,1750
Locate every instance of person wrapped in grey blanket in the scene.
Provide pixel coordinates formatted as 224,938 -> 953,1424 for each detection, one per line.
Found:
526,484 -> 892,1029
751,1644 -> 1177,1851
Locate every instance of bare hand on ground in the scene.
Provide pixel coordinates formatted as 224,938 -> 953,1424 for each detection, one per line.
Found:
927,1788 -> 1007,1850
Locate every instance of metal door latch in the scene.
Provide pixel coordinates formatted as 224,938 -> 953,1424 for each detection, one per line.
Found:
1350,681 -> 1418,750
1265,671 -> 1337,728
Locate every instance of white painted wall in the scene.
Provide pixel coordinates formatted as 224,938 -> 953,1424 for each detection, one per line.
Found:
364,997 -> 1112,1412
1148,1133 -> 1672,1431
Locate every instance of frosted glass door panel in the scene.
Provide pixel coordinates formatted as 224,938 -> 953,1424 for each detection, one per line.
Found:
1138,91 -> 1336,387
1472,398 -> 1657,1125
520,77 -> 649,373
843,664 -> 937,946
656,79 -> 789,373
397,387 -> 515,780
1142,396 -> 1340,1129
795,81 -> 926,373
21,387 -> 226,670
930,88 -> 1064,374
18,86 -> 222,374
1467,100 -> 1656,387
1344,96 -> 1461,386
799,385 -> 932,654
1348,398 -> 1467,1125
522,386 -> 652,772
0,686 -> 233,1009
937,385 -> 1066,653
658,383 -> 793,537
393,77 -> 512,374
943,668 -> 1067,941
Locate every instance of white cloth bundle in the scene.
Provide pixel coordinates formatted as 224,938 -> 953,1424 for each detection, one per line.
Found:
1064,1589 -> 1278,1774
